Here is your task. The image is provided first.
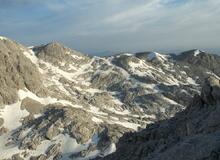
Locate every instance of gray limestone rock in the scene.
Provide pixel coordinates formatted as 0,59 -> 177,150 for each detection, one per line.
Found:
46,143 -> 61,159
21,98 -> 44,114
103,76 -> 220,160
30,154 -> 47,160
11,153 -> 23,160
0,117 -> 4,126
0,38 -> 46,105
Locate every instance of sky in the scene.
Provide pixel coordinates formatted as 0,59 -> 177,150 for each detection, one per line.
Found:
0,0 -> 220,55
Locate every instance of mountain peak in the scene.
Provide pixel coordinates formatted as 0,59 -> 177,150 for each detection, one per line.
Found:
181,49 -> 205,56
147,51 -> 167,61
33,41 -> 83,57
45,41 -> 66,48
135,51 -> 167,62
193,49 -> 202,56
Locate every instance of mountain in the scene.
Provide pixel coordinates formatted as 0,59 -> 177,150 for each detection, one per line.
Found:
0,36 -> 219,159
103,76 -> 220,160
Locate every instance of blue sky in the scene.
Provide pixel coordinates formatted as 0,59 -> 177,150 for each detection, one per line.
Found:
1,0 -> 220,55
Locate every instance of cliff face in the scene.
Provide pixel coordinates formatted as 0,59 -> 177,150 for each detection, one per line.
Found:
103,76 -> 220,160
0,37 -> 46,106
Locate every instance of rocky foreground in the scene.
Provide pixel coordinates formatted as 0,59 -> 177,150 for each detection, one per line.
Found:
0,36 -> 220,159
103,76 -> 220,160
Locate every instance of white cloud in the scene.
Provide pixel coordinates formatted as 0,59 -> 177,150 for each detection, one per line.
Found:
1,0 -> 220,54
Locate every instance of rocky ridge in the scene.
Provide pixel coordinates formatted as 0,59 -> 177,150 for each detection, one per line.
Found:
103,76 -> 220,160
0,36 -> 219,159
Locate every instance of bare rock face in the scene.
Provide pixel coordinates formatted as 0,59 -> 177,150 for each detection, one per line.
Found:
0,38 -> 45,105
30,154 -> 47,160
11,153 -> 24,160
103,76 -> 220,160
13,105 -> 99,150
45,143 -> 61,159
21,98 -> 44,114
173,50 -> 220,84
201,76 -> 220,105
0,127 -> 8,135
0,117 -> 4,126
33,42 -> 90,66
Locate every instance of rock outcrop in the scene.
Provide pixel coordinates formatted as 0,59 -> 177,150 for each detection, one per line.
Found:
103,76 -> 220,160
0,38 -> 46,105
33,42 -> 90,66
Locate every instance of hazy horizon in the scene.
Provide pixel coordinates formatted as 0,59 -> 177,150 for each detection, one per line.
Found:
1,0 -> 220,55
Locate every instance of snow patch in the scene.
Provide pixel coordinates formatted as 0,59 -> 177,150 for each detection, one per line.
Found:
0,134 -> 21,159
194,49 -> 201,56
103,143 -> 116,156
85,88 -> 103,95
111,120 -> 140,130
92,117 -> 104,123
18,89 -> 73,106
0,102 -> 29,130
148,52 -> 167,61
71,54 -> 84,60
105,107 -> 130,115
163,96 -> 182,106
122,53 -> 133,56
187,77 -> 198,85
0,36 -> 8,40
23,50 -> 38,64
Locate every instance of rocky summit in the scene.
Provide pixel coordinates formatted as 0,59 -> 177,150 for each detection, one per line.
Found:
0,36 -> 220,160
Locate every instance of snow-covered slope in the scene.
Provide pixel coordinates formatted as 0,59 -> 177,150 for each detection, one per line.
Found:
0,37 -> 220,159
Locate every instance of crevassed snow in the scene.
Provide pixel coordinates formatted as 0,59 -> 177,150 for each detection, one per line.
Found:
0,102 -> 29,130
